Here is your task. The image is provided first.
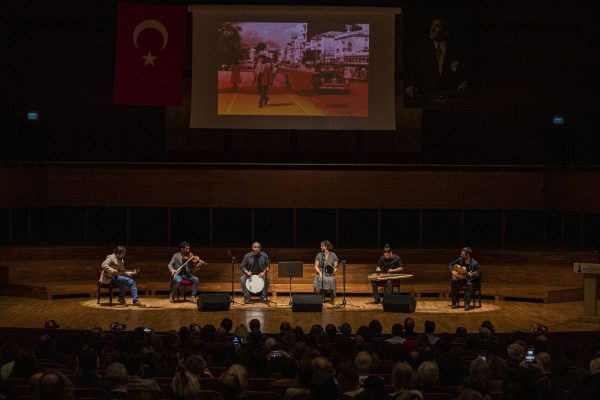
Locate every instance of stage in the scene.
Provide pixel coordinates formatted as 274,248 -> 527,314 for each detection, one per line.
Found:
1,295 -> 598,334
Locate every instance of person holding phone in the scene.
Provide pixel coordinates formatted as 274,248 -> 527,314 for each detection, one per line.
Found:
526,348 -> 535,364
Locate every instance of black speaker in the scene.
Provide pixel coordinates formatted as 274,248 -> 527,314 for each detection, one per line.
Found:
292,294 -> 322,312
383,294 -> 416,313
197,293 -> 230,311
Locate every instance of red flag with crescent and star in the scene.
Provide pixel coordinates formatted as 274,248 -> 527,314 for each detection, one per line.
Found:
113,2 -> 186,106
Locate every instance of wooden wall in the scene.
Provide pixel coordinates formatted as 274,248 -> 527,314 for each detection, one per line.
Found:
3,167 -> 600,212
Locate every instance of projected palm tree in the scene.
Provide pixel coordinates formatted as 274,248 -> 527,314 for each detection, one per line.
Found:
217,22 -> 244,67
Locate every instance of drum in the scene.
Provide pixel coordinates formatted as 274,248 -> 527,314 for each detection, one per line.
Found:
245,274 -> 265,294
324,264 -> 334,276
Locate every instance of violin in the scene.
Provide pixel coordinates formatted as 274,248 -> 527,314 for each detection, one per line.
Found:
183,252 -> 206,267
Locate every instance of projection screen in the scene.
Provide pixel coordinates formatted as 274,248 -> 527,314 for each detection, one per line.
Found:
188,5 -> 399,130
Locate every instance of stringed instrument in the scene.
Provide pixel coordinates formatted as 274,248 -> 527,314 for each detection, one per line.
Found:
121,268 -> 139,277
106,267 -> 139,278
452,264 -> 468,280
368,273 -> 413,281
178,252 -> 206,275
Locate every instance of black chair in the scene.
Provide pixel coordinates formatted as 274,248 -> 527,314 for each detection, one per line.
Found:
97,267 -> 120,305
459,272 -> 482,308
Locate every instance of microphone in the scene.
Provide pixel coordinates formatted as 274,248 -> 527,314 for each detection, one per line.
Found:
227,250 -> 236,262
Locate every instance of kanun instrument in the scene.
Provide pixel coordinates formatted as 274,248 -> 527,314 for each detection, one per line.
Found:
452,264 -> 468,280
368,273 -> 413,281
245,274 -> 265,294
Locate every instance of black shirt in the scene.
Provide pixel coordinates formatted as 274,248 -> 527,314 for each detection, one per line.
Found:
240,251 -> 270,274
377,254 -> 404,273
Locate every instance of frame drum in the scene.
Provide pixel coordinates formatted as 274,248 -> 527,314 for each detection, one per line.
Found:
245,274 -> 265,294
324,264 -> 334,276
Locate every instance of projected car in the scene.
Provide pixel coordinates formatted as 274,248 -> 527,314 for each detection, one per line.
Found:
312,64 -> 350,94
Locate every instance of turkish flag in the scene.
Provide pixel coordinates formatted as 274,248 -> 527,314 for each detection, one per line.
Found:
113,3 -> 186,106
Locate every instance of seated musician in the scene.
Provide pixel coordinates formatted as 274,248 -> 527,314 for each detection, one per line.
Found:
448,246 -> 480,311
240,241 -> 270,304
372,244 -> 405,304
100,246 -> 145,306
168,241 -> 205,303
313,240 -> 338,301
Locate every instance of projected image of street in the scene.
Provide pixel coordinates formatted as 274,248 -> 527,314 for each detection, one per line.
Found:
217,22 -> 369,116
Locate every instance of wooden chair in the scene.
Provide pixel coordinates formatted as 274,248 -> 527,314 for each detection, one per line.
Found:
286,392 -> 310,400
97,267 -> 119,305
11,386 -> 33,397
170,276 -> 193,302
267,384 -> 298,397
154,377 -> 174,386
489,392 -> 503,400
248,378 -> 276,391
74,387 -> 109,399
423,393 -> 452,400
198,377 -> 221,390
374,280 -> 402,296
159,383 -> 173,398
241,390 -> 282,400
208,366 -> 228,377
458,273 -> 482,308
198,390 -> 222,400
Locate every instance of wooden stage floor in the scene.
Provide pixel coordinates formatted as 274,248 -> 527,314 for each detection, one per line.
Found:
1,295 -> 598,334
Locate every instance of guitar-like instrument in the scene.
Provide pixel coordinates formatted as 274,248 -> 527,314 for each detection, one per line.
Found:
452,264 -> 468,280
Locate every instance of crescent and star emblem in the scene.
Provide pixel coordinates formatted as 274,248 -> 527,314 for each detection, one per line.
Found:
132,19 -> 169,66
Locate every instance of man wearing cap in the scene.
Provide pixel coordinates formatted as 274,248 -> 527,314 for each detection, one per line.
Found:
100,246 -> 145,306
372,244 -> 405,304
448,246 -> 480,311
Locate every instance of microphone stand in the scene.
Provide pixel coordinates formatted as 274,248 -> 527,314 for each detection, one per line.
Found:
320,258 -> 325,303
288,272 -> 293,305
227,251 -> 236,304
335,260 -> 347,308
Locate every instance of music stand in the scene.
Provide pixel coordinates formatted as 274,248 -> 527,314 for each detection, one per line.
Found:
278,261 -> 304,305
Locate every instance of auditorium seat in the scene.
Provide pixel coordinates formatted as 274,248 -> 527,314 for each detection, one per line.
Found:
198,389 -> 221,400
241,390 -> 282,400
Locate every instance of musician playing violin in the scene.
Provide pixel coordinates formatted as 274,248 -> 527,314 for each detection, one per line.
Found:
168,241 -> 205,303
448,246 -> 480,311
240,241 -> 270,304
100,246 -> 145,306
372,244 -> 405,304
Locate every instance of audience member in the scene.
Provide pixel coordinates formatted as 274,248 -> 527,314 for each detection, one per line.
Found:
33,371 -> 75,400
71,349 -> 106,389
171,370 -> 201,400
104,362 -> 129,399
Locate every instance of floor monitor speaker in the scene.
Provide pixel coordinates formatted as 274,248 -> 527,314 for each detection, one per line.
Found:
382,294 -> 416,313
197,293 -> 231,311
292,294 -> 322,312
